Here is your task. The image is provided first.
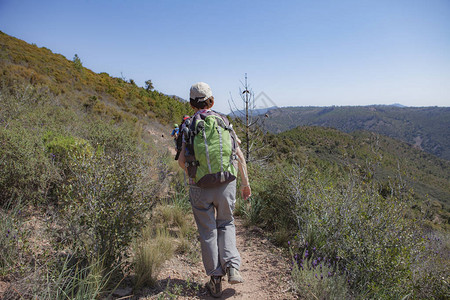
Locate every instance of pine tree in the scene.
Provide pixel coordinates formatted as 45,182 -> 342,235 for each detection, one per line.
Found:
145,80 -> 154,91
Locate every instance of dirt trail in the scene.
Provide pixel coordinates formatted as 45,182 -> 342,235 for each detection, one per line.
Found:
140,218 -> 295,299
220,218 -> 294,299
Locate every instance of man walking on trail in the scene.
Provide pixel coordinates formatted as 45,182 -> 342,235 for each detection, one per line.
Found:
178,82 -> 251,298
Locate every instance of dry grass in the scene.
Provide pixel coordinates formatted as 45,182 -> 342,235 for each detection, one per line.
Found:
133,227 -> 175,289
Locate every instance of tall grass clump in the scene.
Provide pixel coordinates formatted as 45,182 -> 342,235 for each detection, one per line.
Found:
134,227 -> 175,289
153,190 -> 196,255
235,193 -> 264,227
170,185 -> 191,213
2,255 -> 113,299
38,256 -> 112,300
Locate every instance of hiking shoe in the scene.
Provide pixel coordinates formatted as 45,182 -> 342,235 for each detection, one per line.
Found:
205,276 -> 222,298
227,267 -> 244,284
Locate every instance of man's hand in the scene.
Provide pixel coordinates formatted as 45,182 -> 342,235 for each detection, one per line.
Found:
240,185 -> 251,201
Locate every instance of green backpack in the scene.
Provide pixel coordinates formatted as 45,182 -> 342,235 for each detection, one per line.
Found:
185,110 -> 238,188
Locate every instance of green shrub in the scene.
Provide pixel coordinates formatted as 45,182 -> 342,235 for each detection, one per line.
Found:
0,84 -> 73,205
410,232 -> 450,299
285,164 -> 435,298
0,126 -> 56,205
57,152 -> 157,271
44,131 -> 94,169
238,164 -> 295,244
244,159 -> 447,298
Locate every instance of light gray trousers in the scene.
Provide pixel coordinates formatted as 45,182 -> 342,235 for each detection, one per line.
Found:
189,180 -> 241,276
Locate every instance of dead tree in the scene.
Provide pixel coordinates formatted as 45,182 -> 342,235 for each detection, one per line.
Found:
229,73 -> 271,164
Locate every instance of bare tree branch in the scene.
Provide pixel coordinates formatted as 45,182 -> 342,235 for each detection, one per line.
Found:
228,74 -> 273,164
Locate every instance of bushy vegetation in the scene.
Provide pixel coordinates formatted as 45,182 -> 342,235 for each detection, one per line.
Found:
0,31 -> 195,298
54,152 -> 158,270
0,78 -> 174,296
237,150 -> 449,298
287,165 -> 421,298
0,85 -> 59,205
270,126 -> 450,228
290,247 -> 349,299
234,118 -> 449,298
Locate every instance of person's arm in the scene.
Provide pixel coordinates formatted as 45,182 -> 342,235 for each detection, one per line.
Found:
236,146 -> 251,200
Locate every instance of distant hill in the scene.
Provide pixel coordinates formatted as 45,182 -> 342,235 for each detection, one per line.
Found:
260,106 -> 450,160
390,103 -> 406,108
230,106 -> 277,118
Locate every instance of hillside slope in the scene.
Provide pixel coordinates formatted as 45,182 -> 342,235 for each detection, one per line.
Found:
262,106 -> 450,160
264,126 -> 450,226
0,31 -> 192,125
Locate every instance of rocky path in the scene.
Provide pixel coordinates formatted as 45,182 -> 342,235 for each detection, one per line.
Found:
139,218 -> 295,299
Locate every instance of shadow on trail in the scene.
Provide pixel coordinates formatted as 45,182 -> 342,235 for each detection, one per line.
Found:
135,276 -> 236,299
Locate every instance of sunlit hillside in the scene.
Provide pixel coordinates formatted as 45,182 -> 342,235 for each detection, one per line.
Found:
0,31 -> 192,124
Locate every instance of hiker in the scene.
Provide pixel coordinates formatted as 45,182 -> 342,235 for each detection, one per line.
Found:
171,123 -> 179,148
177,82 -> 251,298
174,115 -> 191,160
171,123 -> 179,139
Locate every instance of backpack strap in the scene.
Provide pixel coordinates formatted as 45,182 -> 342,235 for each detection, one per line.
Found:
202,127 -> 212,173
217,125 -> 225,182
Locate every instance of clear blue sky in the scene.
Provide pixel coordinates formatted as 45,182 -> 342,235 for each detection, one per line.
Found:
1,0 -> 449,112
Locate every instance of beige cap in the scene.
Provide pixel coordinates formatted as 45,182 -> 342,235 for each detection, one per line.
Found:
190,82 -> 213,101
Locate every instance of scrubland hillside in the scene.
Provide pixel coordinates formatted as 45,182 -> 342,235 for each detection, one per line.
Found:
1,31 -> 196,298
268,126 -> 450,221
1,31 -> 448,299
0,31 -> 192,124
